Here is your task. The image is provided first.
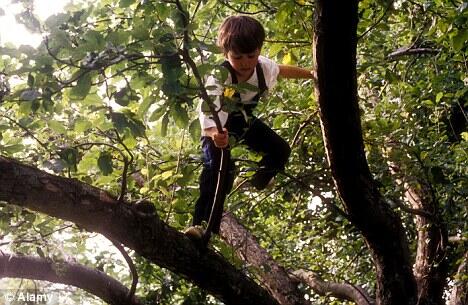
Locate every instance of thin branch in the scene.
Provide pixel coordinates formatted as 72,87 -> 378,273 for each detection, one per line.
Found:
110,239 -> 138,302
218,0 -> 273,14
358,1 -> 393,41
174,0 -> 223,132
387,47 -> 440,60
291,111 -> 317,146
165,132 -> 185,222
113,130 -> 134,202
0,114 -> 49,151
73,141 -> 132,202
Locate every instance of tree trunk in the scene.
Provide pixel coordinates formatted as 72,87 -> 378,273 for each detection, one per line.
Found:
0,156 -> 279,305
313,1 -> 417,304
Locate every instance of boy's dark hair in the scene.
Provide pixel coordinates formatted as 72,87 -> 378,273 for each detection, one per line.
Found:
217,16 -> 265,54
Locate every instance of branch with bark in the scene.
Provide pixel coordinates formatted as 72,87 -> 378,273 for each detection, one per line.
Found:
388,160 -> 449,304
0,155 -> 279,305
0,252 -> 142,305
291,269 -> 375,305
449,251 -> 468,305
220,212 -> 375,305
220,212 -> 308,305
387,47 -> 439,60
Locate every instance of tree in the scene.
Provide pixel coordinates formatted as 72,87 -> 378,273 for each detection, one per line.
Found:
0,0 -> 466,305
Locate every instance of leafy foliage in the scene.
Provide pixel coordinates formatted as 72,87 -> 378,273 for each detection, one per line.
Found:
0,0 -> 466,304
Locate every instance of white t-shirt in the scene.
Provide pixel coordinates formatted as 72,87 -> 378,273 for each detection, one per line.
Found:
198,55 -> 280,132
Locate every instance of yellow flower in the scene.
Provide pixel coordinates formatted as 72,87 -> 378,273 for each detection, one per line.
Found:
224,87 -> 235,98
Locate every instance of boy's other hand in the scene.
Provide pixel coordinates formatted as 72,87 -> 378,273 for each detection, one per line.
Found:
212,128 -> 229,148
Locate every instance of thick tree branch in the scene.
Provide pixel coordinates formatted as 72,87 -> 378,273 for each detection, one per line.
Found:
389,161 -> 448,305
220,212 -> 309,305
291,269 -> 375,305
0,252 -> 142,305
0,156 -> 279,305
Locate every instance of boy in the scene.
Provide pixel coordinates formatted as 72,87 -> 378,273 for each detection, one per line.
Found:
185,15 -> 316,239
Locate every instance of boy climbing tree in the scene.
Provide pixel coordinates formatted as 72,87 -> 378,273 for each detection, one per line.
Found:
184,15 -> 316,240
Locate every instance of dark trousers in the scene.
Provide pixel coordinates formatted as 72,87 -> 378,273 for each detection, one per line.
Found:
193,113 -> 291,234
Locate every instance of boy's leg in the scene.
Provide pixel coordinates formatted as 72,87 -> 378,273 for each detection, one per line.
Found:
242,118 -> 291,190
193,137 -> 235,234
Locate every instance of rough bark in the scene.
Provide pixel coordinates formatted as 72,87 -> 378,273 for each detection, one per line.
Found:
313,1 -> 417,304
389,161 -> 449,305
292,269 -> 375,305
404,182 -> 448,305
0,253 -> 142,305
448,251 -> 468,305
0,156 -> 279,305
220,213 -> 377,305
220,212 -> 308,305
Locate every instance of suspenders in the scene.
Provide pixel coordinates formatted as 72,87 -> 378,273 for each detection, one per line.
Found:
220,61 -> 268,115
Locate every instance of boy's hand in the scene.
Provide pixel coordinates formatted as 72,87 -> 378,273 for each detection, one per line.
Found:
212,128 -> 229,148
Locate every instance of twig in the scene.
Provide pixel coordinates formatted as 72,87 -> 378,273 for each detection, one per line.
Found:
387,47 -> 440,60
165,132 -> 185,222
0,114 -> 49,151
358,1 -> 393,41
109,238 -> 138,302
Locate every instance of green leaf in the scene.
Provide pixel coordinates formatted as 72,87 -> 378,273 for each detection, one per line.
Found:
106,31 -> 130,45
74,118 -> 92,133
98,152 -> 113,175
171,103 -> 189,129
2,144 -> 24,154
111,112 -> 146,138
82,30 -> 105,51
120,0 -> 134,8
189,119 -> 201,142
114,87 -> 130,106
149,107 -> 166,122
58,148 -> 79,172
435,92 -> 443,103
452,28 -> 468,51
83,93 -> 102,106
138,96 -> 155,117
48,120 -> 67,134
70,72 -> 92,100
161,113 -> 169,137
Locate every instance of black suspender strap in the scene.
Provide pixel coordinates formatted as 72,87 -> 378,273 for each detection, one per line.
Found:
221,60 -> 268,103
221,61 -> 238,84
253,62 -> 267,102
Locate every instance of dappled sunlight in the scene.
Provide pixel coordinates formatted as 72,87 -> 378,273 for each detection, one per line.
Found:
0,0 -> 68,47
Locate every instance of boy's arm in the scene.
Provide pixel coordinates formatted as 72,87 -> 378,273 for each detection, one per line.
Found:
278,64 -> 316,81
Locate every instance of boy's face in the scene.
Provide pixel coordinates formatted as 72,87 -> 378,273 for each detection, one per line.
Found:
226,48 -> 261,80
